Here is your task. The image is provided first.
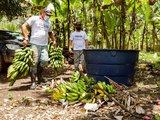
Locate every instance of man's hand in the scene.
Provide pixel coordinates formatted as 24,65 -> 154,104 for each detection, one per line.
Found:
53,40 -> 57,47
22,40 -> 28,47
69,48 -> 73,53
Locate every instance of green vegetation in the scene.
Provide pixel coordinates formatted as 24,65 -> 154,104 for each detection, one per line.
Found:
1,0 -> 160,51
139,51 -> 160,70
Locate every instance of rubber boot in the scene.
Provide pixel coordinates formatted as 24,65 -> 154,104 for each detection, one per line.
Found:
82,60 -> 87,73
30,72 -> 36,89
37,66 -> 47,84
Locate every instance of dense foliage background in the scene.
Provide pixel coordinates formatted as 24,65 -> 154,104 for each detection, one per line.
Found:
0,0 -> 160,52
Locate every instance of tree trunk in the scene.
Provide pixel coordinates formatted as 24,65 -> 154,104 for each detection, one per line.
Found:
92,0 -> 98,47
151,8 -> 159,51
114,29 -> 118,49
120,0 -> 126,49
67,0 -> 71,48
151,20 -> 159,51
54,0 -> 60,46
62,23 -> 66,47
141,22 -> 146,50
97,0 -> 110,48
127,0 -> 136,50
82,0 -> 88,33
145,29 -> 148,51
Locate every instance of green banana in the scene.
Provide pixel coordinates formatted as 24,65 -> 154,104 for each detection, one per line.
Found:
67,92 -> 79,97
48,45 -> 64,69
66,93 -> 79,102
7,48 -> 33,86
106,84 -> 116,94
97,82 -> 104,90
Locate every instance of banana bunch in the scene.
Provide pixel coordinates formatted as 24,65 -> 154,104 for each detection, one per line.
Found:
77,79 -> 86,93
106,84 -> 116,94
65,81 -> 90,102
7,48 -> 33,86
52,72 -> 95,102
96,81 -> 116,94
52,82 -> 79,102
83,74 -> 96,85
52,83 -> 67,100
93,81 -> 107,99
65,82 -> 81,94
92,81 -> 116,101
48,43 -> 64,68
51,72 -> 116,104
52,80 -> 87,102
69,71 -> 80,82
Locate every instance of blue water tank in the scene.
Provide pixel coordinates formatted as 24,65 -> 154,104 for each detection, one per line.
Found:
83,49 -> 139,86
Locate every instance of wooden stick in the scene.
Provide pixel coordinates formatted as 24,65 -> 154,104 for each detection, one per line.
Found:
104,76 -> 142,118
104,90 -> 142,118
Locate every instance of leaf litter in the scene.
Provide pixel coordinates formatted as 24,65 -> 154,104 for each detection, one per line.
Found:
0,65 -> 160,120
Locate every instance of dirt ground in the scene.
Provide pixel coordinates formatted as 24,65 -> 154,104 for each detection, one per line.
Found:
0,64 -> 160,120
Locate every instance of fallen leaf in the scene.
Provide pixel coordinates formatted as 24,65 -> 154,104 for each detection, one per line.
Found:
136,106 -> 145,114
114,115 -> 123,120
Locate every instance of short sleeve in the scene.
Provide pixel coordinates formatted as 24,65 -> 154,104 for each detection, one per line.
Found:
69,32 -> 74,41
48,21 -> 53,32
84,32 -> 88,40
48,25 -> 52,32
26,16 -> 37,26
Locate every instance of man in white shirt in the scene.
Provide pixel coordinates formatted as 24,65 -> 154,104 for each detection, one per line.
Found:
69,22 -> 88,73
21,8 -> 56,89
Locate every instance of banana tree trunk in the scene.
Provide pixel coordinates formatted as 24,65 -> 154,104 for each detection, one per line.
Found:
114,29 -> 118,49
101,12 -> 110,48
127,0 -> 136,49
97,0 -> 110,48
62,23 -> 66,47
67,0 -> 71,48
152,20 -> 159,51
141,22 -> 146,50
151,8 -> 159,52
120,0 -> 126,49
92,0 -> 98,47
82,0 -> 88,33
54,0 -> 60,46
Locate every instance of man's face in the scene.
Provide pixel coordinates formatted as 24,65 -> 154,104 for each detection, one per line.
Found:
42,12 -> 49,17
42,12 -> 51,21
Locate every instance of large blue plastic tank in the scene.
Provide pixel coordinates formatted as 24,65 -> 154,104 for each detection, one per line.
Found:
83,49 -> 139,86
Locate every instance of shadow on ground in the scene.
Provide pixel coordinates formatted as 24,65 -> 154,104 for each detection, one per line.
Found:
0,73 -> 9,84
8,84 -> 31,91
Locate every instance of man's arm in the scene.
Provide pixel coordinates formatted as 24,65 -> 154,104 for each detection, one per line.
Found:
85,39 -> 88,48
48,32 -> 57,45
69,39 -> 73,51
68,39 -> 74,53
21,22 -> 30,47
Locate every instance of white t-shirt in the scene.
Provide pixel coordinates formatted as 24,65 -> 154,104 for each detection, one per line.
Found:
26,16 -> 52,45
70,31 -> 88,50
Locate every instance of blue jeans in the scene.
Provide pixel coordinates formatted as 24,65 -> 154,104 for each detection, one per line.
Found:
30,44 -> 48,82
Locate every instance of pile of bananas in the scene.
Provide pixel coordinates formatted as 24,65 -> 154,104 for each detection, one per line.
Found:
69,71 -> 80,82
7,48 -> 33,86
48,44 -> 64,68
52,79 -> 88,102
48,71 -> 116,103
52,83 -> 67,100
92,81 -> 116,102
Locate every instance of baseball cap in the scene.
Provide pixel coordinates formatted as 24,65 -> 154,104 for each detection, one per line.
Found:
44,7 -> 52,16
